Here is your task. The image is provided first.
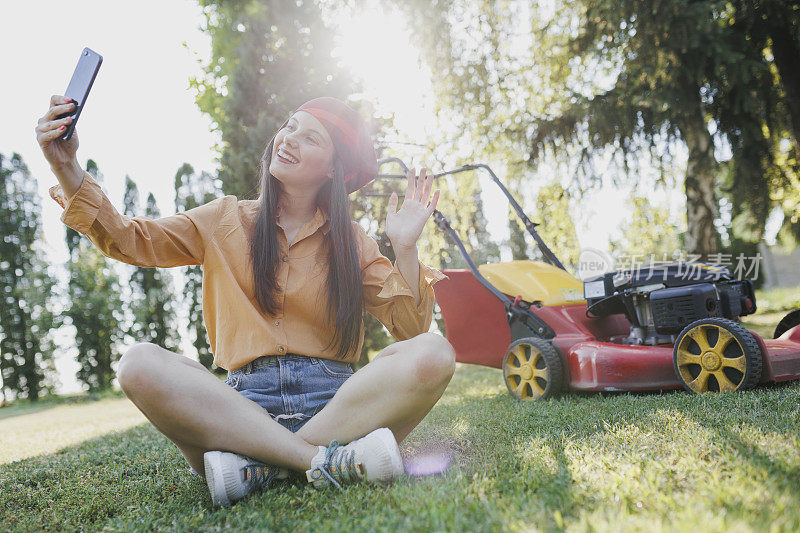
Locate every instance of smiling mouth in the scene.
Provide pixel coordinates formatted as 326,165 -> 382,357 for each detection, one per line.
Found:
276,148 -> 299,165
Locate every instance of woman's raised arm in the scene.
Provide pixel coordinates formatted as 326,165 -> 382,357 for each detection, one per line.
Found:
38,94 -> 223,268
50,170 -> 223,268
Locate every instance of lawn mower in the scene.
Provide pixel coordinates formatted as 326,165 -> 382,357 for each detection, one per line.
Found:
376,158 -> 800,400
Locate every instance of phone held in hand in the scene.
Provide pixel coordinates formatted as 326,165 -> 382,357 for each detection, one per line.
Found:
56,47 -> 102,142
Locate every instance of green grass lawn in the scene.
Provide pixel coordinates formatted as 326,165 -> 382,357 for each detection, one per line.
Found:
1,351 -> 799,531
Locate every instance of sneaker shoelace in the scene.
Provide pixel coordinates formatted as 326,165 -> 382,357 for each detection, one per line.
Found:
243,460 -> 279,490
308,439 -> 362,490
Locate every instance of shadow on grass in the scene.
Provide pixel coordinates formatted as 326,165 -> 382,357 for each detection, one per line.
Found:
2,364 -> 799,532
421,366 -> 800,530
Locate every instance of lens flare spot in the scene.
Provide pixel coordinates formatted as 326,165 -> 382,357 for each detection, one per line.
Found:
404,452 -> 451,477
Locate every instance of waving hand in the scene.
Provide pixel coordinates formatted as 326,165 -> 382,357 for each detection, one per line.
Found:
385,167 -> 440,250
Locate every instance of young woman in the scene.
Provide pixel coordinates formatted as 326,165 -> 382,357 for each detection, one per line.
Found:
36,95 -> 456,507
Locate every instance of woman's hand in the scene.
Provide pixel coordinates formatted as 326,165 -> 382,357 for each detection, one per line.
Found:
36,94 -> 80,169
385,166 -> 440,251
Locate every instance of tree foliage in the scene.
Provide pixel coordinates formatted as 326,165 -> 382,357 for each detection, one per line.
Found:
609,195 -> 684,261
191,0 -> 361,199
174,163 -> 220,370
64,161 -> 125,392
709,0 -> 800,248
132,191 -> 180,351
390,0 -> 579,271
0,153 -> 59,402
394,0 -> 800,260
121,177 -> 180,352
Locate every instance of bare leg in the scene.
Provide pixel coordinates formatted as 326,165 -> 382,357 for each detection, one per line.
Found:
116,343 -> 319,475
296,332 -> 456,446
120,353 -> 211,478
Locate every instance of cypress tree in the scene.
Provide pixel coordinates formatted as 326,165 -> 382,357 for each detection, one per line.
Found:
122,176 -> 180,352
174,164 -> 218,370
64,161 -> 125,392
0,153 -> 59,402
138,193 -> 180,351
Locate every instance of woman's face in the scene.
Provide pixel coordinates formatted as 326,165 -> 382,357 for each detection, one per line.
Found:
269,111 -> 335,190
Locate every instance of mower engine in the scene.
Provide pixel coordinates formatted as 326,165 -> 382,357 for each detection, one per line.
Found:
582,262 -> 757,345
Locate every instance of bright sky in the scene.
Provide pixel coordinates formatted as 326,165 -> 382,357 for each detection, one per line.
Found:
2,0 -> 220,394
2,0 -> 691,394
3,1 -> 220,260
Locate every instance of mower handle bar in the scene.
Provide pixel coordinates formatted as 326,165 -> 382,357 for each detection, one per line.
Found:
373,157 -> 567,272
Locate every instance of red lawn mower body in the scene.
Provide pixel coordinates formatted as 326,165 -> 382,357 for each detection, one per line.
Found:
433,269 -> 800,391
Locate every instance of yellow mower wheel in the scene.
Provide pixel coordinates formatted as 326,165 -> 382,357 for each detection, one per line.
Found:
502,337 -> 564,400
673,317 -> 762,394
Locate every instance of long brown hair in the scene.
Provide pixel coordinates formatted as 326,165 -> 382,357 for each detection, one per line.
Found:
249,121 -> 364,360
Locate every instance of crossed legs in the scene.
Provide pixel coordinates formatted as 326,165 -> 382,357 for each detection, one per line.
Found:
116,332 -> 456,480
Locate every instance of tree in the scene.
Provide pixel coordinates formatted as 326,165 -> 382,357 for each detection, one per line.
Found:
728,1 -> 800,152
64,161 -> 125,392
532,180 -> 582,271
389,0 -> 575,269
121,177 -> 180,351
0,153 -> 59,402
174,163 -> 219,370
141,193 -> 180,350
121,175 -> 141,347
393,0 -> 800,260
67,246 -> 125,392
608,195 -> 684,262
708,1 -> 800,249
523,0 -> 734,258
191,0 -> 360,199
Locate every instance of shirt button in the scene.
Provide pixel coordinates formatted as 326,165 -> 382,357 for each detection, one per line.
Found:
274,320 -> 280,326
282,255 -> 288,262
277,345 -> 285,353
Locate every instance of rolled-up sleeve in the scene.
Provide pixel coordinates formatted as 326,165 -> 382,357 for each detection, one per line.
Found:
49,170 -> 222,267
356,223 -> 449,340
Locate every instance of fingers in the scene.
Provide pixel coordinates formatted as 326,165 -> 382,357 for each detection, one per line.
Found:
427,189 -> 440,213
48,102 -> 76,122
48,101 -> 75,120
50,94 -> 73,107
415,168 -> 425,199
36,114 -> 73,141
36,121 -> 69,145
36,95 -> 77,145
41,113 -> 73,132
405,166 -> 416,200
404,166 -> 436,206
416,168 -> 426,201
387,190 -> 398,214
420,167 -> 433,204
45,95 -> 76,121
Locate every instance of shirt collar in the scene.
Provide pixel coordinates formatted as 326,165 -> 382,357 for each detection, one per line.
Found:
276,203 -> 331,236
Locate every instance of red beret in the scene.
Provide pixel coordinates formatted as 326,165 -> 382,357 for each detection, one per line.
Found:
294,97 -> 377,194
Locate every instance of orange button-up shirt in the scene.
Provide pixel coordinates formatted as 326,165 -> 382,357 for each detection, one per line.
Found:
49,170 -> 449,370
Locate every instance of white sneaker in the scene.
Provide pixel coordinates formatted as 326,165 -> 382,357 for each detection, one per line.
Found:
305,427 -> 404,489
203,451 -> 290,507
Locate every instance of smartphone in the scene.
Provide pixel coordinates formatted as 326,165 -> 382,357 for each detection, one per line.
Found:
56,47 -> 102,141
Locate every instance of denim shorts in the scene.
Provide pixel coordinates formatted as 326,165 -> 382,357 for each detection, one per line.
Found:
224,353 -> 355,433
